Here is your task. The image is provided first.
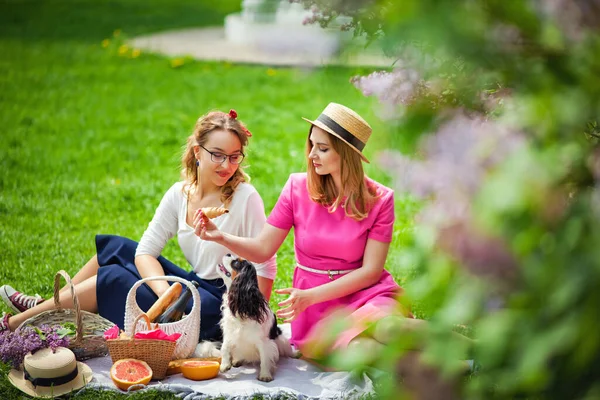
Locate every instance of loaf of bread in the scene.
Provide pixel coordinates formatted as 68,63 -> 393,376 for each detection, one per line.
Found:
146,282 -> 183,322
201,207 -> 229,219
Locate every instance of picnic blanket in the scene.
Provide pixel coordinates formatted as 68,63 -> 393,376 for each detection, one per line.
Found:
82,324 -> 375,399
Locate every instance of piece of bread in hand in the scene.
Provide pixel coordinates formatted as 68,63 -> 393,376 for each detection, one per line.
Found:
201,207 -> 229,219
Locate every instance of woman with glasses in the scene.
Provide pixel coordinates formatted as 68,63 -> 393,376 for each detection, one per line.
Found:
0,110 -> 276,341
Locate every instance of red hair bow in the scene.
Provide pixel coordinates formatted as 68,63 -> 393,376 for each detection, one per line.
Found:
229,109 -> 252,137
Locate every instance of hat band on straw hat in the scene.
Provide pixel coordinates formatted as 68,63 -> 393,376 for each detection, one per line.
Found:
316,114 -> 366,151
24,365 -> 79,388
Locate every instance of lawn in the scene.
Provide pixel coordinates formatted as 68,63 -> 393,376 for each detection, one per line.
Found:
0,0 -> 418,398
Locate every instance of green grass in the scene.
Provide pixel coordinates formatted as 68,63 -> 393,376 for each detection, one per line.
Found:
0,0 -> 419,398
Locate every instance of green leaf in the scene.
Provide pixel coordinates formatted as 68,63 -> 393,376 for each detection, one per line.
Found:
56,326 -> 77,339
34,327 -> 46,341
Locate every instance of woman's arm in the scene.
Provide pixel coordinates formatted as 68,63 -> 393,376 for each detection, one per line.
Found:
258,277 -> 274,301
134,255 -> 171,297
134,183 -> 180,297
195,175 -> 296,264
240,190 -> 279,301
276,238 -> 391,322
194,210 -> 289,264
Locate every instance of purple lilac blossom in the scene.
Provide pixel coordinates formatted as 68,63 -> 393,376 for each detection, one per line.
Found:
351,69 -> 421,107
378,113 -> 525,280
0,325 -> 70,368
380,114 -> 525,225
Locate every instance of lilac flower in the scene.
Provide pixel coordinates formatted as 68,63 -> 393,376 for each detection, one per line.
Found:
351,68 -> 421,107
378,113 -> 526,280
381,114 -> 525,224
0,324 -> 71,368
437,222 -> 518,282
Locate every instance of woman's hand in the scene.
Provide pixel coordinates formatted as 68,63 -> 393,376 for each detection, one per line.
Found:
275,287 -> 317,323
193,209 -> 223,242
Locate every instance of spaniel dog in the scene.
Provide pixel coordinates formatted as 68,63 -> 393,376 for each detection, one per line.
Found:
216,254 -> 294,382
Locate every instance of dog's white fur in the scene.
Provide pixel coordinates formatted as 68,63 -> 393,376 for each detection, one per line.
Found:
192,340 -> 221,358
216,254 -> 294,382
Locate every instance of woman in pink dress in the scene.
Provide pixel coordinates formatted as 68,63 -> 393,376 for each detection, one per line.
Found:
196,103 -> 415,357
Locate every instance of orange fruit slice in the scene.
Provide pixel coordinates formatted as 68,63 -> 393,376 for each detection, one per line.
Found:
180,360 -> 220,381
110,359 -> 153,391
167,357 -> 222,375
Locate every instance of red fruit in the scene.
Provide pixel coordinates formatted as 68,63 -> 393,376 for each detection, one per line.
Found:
110,359 -> 153,391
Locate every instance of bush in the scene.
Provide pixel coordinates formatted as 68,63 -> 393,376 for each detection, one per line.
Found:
296,0 -> 600,398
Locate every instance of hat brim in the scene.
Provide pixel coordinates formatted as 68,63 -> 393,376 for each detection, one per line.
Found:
302,117 -> 370,163
8,362 -> 93,398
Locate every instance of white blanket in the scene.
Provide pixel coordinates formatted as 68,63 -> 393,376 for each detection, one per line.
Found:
83,325 -> 374,399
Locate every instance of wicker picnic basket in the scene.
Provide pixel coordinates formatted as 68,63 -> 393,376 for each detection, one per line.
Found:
123,276 -> 200,360
106,313 -> 177,379
17,270 -> 114,361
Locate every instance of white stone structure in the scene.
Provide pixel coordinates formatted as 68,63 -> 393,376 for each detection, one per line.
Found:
224,0 -> 344,58
128,0 -> 393,67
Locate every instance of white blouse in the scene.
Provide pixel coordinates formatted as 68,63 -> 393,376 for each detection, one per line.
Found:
135,181 -> 277,280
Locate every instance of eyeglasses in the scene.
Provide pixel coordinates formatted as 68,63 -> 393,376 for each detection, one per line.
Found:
199,145 -> 245,165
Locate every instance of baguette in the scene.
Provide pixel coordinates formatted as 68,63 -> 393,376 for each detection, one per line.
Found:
166,357 -> 222,376
201,207 -> 229,219
146,282 -> 183,322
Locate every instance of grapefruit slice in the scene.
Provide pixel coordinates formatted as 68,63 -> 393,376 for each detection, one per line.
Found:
110,359 -> 153,391
180,360 -> 220,381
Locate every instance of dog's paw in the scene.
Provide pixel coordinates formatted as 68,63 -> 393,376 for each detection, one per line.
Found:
258,373 -> 273,382
220,363 -> 232,373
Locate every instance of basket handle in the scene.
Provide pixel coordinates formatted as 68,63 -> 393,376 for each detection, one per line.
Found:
125,276 -> 201,322
127,313 -> 153,339
53,270 -> 83,344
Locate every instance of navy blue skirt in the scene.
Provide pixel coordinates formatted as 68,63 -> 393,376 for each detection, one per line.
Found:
95,234 -> 225,341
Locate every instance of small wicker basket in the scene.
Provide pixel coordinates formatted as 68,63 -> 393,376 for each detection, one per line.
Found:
106,313 -> 177,380
124,276 -> 200,360
17,270 -> 114,361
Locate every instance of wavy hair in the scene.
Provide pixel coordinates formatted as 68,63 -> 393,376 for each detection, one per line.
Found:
181,111 -> 250,205
306,127 -> 379,221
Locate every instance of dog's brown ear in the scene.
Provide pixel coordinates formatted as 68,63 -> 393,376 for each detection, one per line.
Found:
231,270 -> 238,280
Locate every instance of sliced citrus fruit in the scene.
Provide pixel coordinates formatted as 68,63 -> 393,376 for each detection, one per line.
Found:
167,357 -> 222,375
110,358 -> 153,391
180,360 -> 220,381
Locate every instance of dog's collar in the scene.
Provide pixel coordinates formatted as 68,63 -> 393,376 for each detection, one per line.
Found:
218,263 -> 231,278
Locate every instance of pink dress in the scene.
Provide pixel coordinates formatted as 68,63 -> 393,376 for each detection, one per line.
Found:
267,173 -> 410,353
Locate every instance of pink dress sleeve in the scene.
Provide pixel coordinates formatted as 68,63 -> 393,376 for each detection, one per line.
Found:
367,189 -> 395,243
266,175 -> 294,230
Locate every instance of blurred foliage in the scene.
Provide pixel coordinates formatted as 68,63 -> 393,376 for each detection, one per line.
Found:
296,0 -> 600,398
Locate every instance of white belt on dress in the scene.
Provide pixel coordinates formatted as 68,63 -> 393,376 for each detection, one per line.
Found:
296,263 -> 355,280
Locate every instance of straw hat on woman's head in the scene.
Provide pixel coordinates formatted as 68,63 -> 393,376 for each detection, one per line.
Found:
8,346 -> 92,398
302,103 -> 372,163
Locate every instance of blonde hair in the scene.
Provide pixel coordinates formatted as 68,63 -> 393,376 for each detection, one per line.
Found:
306,127 -> 379,221
182,111 -> 250,205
